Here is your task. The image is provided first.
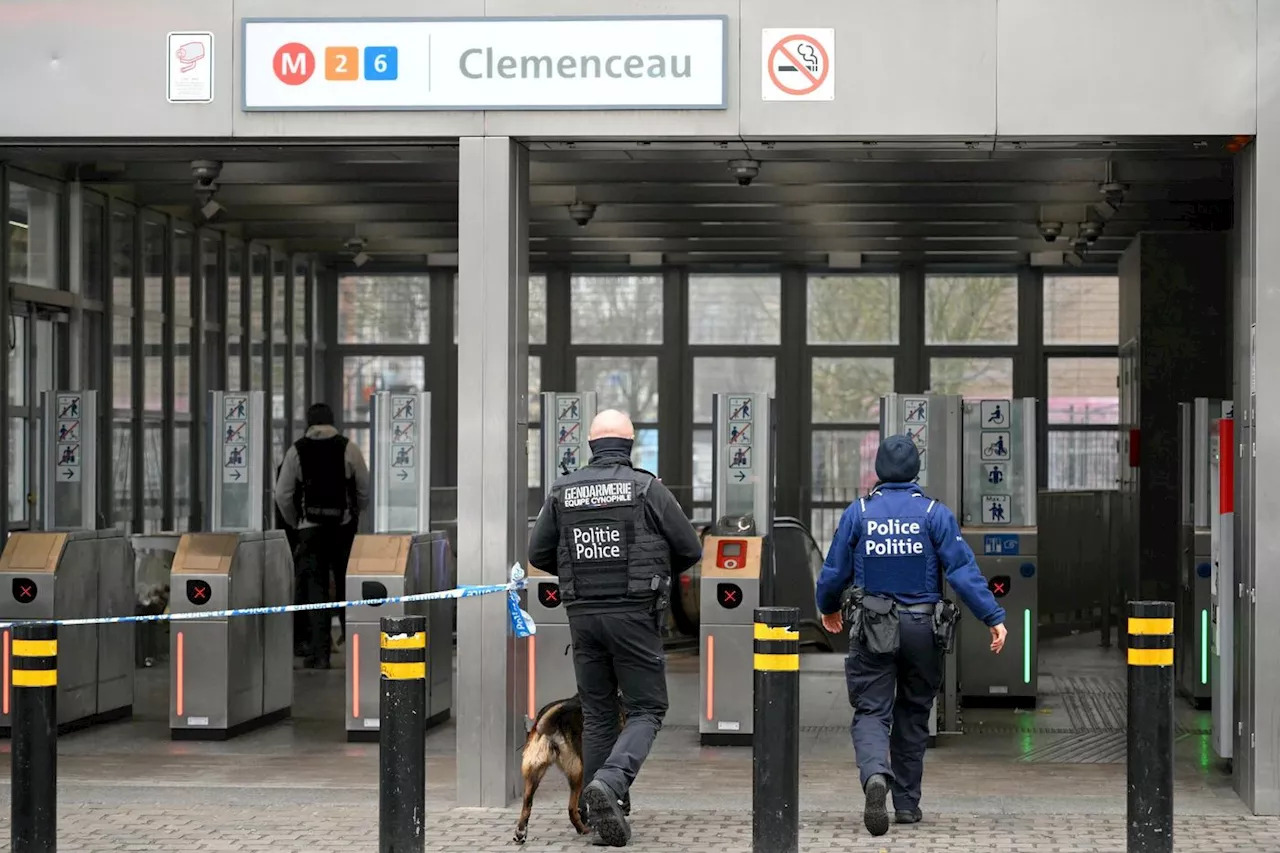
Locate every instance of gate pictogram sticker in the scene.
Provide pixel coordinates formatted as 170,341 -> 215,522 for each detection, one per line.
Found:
762,29 -> 834,101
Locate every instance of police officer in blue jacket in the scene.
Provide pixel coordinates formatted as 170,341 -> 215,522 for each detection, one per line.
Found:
815,434 -> 1008,837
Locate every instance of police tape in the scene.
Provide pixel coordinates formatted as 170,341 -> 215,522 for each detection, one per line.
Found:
0,564 -> 539,638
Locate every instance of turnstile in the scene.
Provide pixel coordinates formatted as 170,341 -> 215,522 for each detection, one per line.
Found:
168,531 -> 293,739
698,533 -> 764,745
345,531 -> 454,740
0,529 -> 134,734
958,397 -> 1039,705
1177,398 -> 1229,709
525,567 -> 576,720
1209,414 -> 1234,761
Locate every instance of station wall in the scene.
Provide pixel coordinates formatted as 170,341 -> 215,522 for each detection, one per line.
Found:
0,0 -> 1259,139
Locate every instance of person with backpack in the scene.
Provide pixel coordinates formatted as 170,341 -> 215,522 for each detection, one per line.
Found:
274,403 -> 370,669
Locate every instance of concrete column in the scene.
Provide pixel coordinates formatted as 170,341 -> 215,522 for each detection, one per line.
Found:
455,137 -> 530,809
1242,4 -> 1280,813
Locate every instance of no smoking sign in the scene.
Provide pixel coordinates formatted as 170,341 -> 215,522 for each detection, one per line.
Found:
762,28 -> 834,101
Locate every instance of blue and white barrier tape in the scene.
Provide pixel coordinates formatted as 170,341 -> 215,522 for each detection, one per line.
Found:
0,564 -> 538,638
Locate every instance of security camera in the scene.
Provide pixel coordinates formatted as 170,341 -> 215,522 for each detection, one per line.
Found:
727,158 -> 760,186
1038,221 -> 1063,243
191,159 -> 222,190
568,201 -> 596,227
1099,181 -> 1126,207
1077,220 -> 1104,243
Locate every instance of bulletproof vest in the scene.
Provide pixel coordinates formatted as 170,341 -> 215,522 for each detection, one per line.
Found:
294,435 -> 350,525
852,489 -> 938,598
552,463 -> 669,608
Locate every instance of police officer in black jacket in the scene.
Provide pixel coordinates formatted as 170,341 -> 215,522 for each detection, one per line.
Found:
528,409 -> 703,847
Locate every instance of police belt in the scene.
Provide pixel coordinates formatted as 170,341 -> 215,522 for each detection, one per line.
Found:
899,602 -> 937,614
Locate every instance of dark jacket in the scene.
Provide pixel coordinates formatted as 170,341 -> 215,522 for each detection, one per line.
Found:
528,450 -> 703,614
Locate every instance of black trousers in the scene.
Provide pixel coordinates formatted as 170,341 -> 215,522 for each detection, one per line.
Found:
569,609 -> 669,799
295,523 -> 357,659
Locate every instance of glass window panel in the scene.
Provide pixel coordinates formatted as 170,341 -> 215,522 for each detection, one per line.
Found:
112,423 -> 133,530
692,357 -> 775,422
174,229 -> 192,323
226,243 -> 243,328
339,275 -> 431,343
293,258 -> 308,341
273,424 -> 286,472
251,341 -> 264,391
528,426 -> 541,490
529,356 -> 541,422
174,424 -> 191,532
112,315 -> 132,411
272,257 -> 288,338
1048,430 -> 1119,490
692,427 -> 712,504
82,201 -> 106,300
142,220 -> 165,313
174,327 -> 191,414
111,209 -> 134,309
1044,275 -> 1119,346
576,356 -> 659,422
272,347 -> 287,420
811,509 -> 850,558
634,428 -> 659,475
811,357 -> 894,423
202,235 -> 221,322
143,321 -> 163,413
9,316 -> 25,406
293,354 -> 307,424
142,423 -> 164,533
928,357 -> 1014,398
806,274 -> 899,345
812,429 -> 879,501
924,275 -> 1018,345
571,275 -> 663,344
342,356 -> 426,422
9,418 -> 26,523
529,274 -> 548,344
7,183 -> 59,289
227,336 -> 242,391
688,274 -> 780,345
1048,357 -> 1120,425
250,249 -> 266,336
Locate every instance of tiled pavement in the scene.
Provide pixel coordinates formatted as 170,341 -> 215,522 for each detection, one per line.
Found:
23,805 -> 1280,852
0,637 -> 1273,851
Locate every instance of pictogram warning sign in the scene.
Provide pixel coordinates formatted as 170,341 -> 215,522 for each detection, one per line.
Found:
762,29 -> 834,101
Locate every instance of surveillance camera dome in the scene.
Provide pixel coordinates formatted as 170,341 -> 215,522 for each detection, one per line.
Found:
190,159 -> 222,183
568,201 -> 596,227
1077,220 -> 1104,243
1038,221 -> 1063,243
727,158 -> 760,186
344,237 -> 366,252
1099,181 -> 1126,206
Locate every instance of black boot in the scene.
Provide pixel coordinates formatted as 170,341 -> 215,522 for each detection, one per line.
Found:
895,808 -> 922,824
863,774 -> 889,837
582,780 -> 631,847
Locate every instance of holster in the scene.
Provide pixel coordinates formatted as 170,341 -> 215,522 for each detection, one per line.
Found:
933,598 -> 960,653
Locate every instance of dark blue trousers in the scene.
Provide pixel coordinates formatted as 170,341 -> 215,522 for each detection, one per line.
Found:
844,611 -> 944,811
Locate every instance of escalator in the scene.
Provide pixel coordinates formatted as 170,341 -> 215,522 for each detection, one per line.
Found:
670,516 -> 846,653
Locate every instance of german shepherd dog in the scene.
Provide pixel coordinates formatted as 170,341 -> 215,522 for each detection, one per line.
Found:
513,694 -> 626,844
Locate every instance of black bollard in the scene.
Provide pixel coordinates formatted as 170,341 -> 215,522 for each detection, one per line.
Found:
1126,600 -> 1175,853
752,606 -> 800,853
379,615 -> 427,853
11,622 -> 58,853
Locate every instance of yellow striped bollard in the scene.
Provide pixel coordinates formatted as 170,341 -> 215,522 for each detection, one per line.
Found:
753,606 -> 800,853
1126,601 -> 1174,853
380,615 -> 426,853
12,622 -> 57,853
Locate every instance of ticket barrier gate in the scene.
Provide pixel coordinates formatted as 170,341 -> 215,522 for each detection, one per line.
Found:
958,531 -> 1038,703
345,532 -> 454,741
699,532 -> 770,746
169,531 -> 293,739
0,530 -> 134,734
1177,398 -> 1228,709
525,567 -> 576,722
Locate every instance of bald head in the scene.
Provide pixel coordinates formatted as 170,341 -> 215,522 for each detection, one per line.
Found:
589,409 -> 635,441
